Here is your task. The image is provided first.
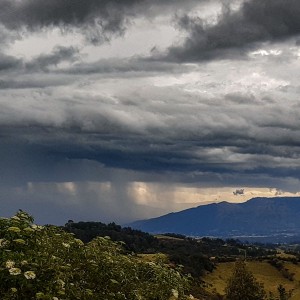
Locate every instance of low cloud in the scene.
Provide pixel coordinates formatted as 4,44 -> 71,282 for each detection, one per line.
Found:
233,188 -> 245,196
63,57 -> 193,76
25,46 -> 80,71
0,53 -> 22,71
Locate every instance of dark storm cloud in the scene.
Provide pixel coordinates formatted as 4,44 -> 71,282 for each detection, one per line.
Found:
0,0 -> 200,29
3,107 -> 300,179
166,0 -> 300,61
2,126 -> 300,197
2,83 -> 300,179
0,0 -> 140,43
0,0 -> 201,44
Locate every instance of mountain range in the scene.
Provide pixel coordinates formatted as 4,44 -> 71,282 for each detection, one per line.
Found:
128,197 -> 300,242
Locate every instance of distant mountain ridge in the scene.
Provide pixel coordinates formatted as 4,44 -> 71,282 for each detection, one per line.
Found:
128,197 -> 300,241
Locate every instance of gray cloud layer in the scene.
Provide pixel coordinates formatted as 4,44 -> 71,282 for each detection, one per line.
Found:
166,0 -> 300,61
2,81 -> 300,182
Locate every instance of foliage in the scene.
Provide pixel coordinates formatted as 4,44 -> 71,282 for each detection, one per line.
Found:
225,261 -> 266,300
0,211 -> 192,300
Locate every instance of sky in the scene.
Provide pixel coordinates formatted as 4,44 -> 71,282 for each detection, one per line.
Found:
1,0 -> 300,224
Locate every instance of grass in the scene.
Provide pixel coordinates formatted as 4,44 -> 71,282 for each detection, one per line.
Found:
202,260 -> 300,299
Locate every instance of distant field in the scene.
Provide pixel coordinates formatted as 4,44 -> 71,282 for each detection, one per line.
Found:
203,261 -> 300,299
154,234 -> 185,241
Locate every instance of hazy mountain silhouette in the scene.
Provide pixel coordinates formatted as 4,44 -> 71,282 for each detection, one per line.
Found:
128,197 -> 300,239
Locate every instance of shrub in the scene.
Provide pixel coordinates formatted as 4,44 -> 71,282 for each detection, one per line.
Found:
0,210 -> 191,300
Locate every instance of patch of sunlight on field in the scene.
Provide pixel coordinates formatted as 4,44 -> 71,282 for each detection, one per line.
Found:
202,261 -> 300,298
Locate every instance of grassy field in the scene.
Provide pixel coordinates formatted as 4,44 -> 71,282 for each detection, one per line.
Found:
203,261 -> 300,299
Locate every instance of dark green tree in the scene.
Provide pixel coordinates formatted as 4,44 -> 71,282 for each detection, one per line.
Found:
225,261 -> 266,300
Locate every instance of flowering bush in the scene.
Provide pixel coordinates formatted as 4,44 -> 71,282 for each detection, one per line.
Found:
0,211 -> 191,299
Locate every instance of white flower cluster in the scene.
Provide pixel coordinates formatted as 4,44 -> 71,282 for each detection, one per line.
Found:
62,242 -> 70,248
6,260 -> 15,269
0,239 -> 9,248
24,271 -> 36,280
171,289 -> 179,298
9,268 -> 22,276
31,224 -> 44,230
5,260 -> 36,279
56,279 -> 65,288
